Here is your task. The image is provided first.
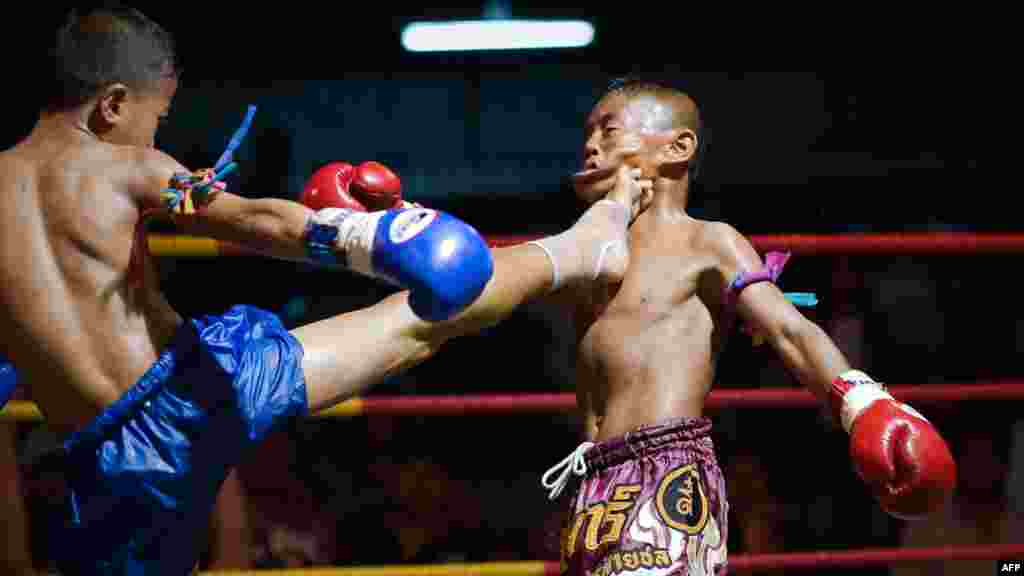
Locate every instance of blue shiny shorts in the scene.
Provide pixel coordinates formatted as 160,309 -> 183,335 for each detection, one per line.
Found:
50,305 -> 308,575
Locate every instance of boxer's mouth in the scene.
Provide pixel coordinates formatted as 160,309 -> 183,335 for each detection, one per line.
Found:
574,161 -> 608,178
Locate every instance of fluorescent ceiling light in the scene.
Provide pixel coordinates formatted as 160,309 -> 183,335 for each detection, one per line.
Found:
401,19 -> 595,52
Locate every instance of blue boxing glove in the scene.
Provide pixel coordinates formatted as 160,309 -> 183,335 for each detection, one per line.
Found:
1,356 -> 17,410
303,206 -> 494,321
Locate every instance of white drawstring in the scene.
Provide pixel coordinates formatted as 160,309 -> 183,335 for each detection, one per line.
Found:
541,441 -> 595,501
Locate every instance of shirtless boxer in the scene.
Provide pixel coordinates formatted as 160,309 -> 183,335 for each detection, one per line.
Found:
538,78 -> 958,575
0,7 -> 647,574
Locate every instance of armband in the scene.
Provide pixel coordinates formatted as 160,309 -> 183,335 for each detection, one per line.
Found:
161,164 -> 234,220
724,251 -> 792,307
722,251 -> 818,346
129,105 -> 256,290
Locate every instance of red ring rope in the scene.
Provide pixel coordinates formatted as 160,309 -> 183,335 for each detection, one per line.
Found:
147,232 -> 1024,258
727,543 -> 1024,570
487,232 -> 1024,254
319,381 -> 1024,417
196,543 -> 1024,574
5,381 -> 1019,421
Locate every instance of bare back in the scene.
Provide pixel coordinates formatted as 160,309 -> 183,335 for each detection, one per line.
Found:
0,133 -> 181,433
575,213 -> 731,441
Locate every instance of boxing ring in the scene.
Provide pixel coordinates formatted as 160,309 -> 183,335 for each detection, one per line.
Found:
2,230 -> 1022,573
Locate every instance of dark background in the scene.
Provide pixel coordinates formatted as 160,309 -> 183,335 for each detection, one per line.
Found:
1,4 -> 1016,574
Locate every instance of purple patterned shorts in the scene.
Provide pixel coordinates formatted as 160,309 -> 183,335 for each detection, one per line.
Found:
559,417 -> 728,576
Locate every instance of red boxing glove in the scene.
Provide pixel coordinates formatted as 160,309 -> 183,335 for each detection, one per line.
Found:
300,162 -> 360,211
352,161 -> 405,210
830,370 -> 957,519
299,161 -> 412,212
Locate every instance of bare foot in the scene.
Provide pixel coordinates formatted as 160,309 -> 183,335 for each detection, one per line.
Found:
530,166 -> 651,289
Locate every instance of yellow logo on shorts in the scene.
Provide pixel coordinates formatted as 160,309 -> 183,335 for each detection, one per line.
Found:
655,464 -> 709,535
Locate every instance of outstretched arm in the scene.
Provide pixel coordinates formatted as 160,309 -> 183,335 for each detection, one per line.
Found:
711,222 -> 851,403
711,222 -> 956,519
129,149 -> 500,323
128,147 -> 318,264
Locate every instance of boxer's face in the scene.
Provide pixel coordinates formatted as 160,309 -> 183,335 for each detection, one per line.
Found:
573,93 -> 678,206
95,74 -> 177,148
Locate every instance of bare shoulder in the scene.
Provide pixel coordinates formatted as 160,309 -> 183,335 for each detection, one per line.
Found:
0,146 -> 16,163
697,219 -> 743,250
0,157 -> 16,186
0,147 -> 38,201
111,146 -> 189,208
0,146 -> 30,176
696,219 -> 764,279
119,146 -> 186,179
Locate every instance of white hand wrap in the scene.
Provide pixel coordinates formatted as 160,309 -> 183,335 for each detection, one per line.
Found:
305,208 -> 385,276
835,369 -> 932,433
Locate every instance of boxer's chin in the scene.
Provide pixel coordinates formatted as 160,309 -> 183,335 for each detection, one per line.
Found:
574,179 -> 613,207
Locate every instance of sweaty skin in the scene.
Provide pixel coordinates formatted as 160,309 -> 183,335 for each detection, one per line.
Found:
0,81 -> 183,435
569,91 -> 850,442
575,216 -> 729,440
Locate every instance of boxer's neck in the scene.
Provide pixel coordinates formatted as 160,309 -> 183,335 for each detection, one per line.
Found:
646,177 -> 691,221
31,107 -> 98,144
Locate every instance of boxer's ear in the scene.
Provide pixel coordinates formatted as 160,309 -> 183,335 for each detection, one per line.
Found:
656,128 -> 697,179
97,83 -> 130,125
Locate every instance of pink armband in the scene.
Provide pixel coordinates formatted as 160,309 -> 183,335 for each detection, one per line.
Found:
723,251 -> 792,307
721,251 -> 795,346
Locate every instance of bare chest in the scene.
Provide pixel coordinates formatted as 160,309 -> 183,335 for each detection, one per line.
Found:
577,248 -> 719,378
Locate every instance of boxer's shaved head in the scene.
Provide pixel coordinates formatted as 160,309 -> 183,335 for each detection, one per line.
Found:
599,78 -> 702,137
46,5 -> 179,111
